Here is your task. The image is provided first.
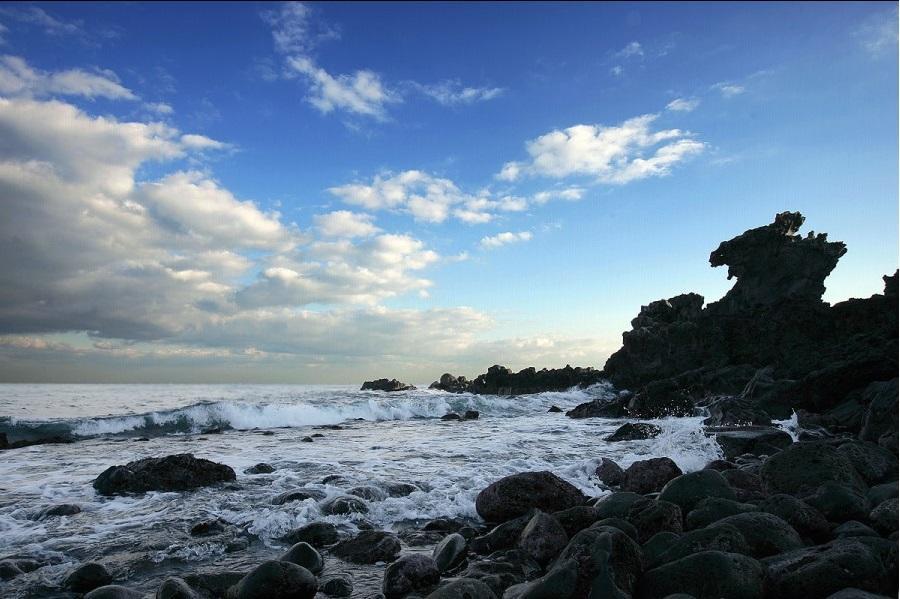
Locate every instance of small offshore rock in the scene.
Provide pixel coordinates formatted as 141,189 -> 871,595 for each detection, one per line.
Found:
548,405 -> 563,413
190,519 -> 227,537
301,436 -> 314,442
475,471 -> 585,522
321,495 -> 368,515
382,554 -> 440,598
622,458 -> 683,494
244,463 -> 275,475
229,560 -> 317,599
280,542 -> 323,574
272,489 -> 326,505
463,410 -> 480,420
93,454 -> 236,495
361,378 -> 417,392
348,485 -> 388,501
441,413 -> 461,421
36,504 -> 81,519
605,422 -> 662,442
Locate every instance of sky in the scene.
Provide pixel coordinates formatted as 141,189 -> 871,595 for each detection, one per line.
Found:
0,2 -> 897,384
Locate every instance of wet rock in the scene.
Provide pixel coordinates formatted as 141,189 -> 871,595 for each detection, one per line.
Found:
0,559 -> 38,581
703,459 -> 737,471
279,522 -> 339,547
461,549 -> 541,596
36,504 -> 81,519
759,441 -> 865,496
548,406 -> 563,413
554,525 -> 643,597
593,517 -> 639,541
319,576 -> 353,597
566,398 -> 628,419
301,436 -> 314,442
658,470 -> 736,512
593,492 -> 644,519
272,489 -> 326,505
502,558 -> 579,599
423,518 -> 465,532
426,578 -> 497,599
642,531 -> 681,566
833,521 -> 880,539
858,379 -> 898,444
516,511 -> 568,566
622,458 -> 683,494
244,463 -> 275,475
433,533 -> 467,572
709,512 -> 802,558
869,498 -> 898,535
183,571 -> 245,597
383,482 -> 420,497
84,586 -> 142,599
805,481 -> 871,523
156,576 -> 199,599
463,410 -> 480,420
468,364 -> 604,395
190,518 -> 228,536
382,554 -> 440,598
710,427 -> 794,460
361,378 -> 417,392
763,538 -> 896,598
867,482 -> 898,506
280,542 -> 323,574
552,506 -> 602,537
321,495 -> 368,515
475,471 -> 585,522
332,530 -> 401,564
720,469 -> 765,502
605,422 -> 662,442
627,499 -> 683,543
837,441 -> 898,486
442,413 -> 461,421
430,373 -> 470,393
757,494 -> 830,542
637,551 -> 766,599
684,497 -> 759,530
65,562 -> 113,593
595,458 -> 625,487
626,381 -> 695,418
469,511 -> 536,555
93,454 -> 236,495
653,523 -> 751,567
229,560 -> 317,599
348,485 -> 388,501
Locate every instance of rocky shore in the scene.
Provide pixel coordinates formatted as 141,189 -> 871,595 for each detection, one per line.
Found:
2,211 -> 896,598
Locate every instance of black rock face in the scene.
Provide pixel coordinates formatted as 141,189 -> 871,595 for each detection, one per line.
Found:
361,378 -> 417,392
430,365 -> 603,395
92,454 -> 236,496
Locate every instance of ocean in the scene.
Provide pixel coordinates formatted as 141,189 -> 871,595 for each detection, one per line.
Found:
0,383 -> 732,597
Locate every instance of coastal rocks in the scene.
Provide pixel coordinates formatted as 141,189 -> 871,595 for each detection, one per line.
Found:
605,422 -> 662,442
430,373 -> 470,393
382,554 -> 440,598
467,364 -> 604,395
710,512 -> 802,558
627,499 -> 683,543
0,559 -> 39,582
595,458 -> 625,486
516,511 -> 569,566
92,454 -> 236,496
64,562 -> 113,593
35,504 -> 81,519
685,497 -> 760,530
433,533 -> 467,572
426,578 -> 497,599
759,442 -> 865,496
709,427 -> 794,460
837,441 -> 898,485
869,498 -> 898,535
332,530 -> 401,564
475,471 -> 585,522
229,560 -> 317,599
462,549 -> 541,595
554,525 -> 643,597
651,524 -> 751,567
858,379 -> 898,446
347,485 -> 388,501
552,506 -> 603,537
658,470 -> 736,512
244,463 -> 275,475
272,489 -> 327,505
157,577 -> 200,599
361,378 -> 416,392
636,551 -> 766,599
757,494 -> 830,542
469,511 -> 536,554
279,542 -> 323,574
84,586 -> 143,599
565,398 -> 627,419
319,576 -> 353,597
502,558 -> 579,599
622,458 -> 683,494
626,381 -> 694,418
320,495 -> 368,515
804,482 -> 871,522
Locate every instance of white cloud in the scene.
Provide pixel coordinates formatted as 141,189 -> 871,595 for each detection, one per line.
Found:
415,80 -> 504,105
532,187 -> 585,204
0,55 -> 137,100
712,82 -> 745,98
480,231 -> 533,249
179,133 -> 231,151
145,102 -> 174,115
329,170 -> 469,223
498,114 -> 704,184
616,41 -> 644,58
287,56 -> 398,119
261,1 -> 338,55
855,6 -> 898,57
0,6 -> 84,38
666,97 -> 700,112
610,65 -> 624,77
314,210 -> 380,238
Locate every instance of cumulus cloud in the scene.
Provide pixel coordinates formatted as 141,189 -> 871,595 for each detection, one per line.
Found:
480,231 -> 533,249
145,101 -> 174,115
532,187 -> 585,204
0,55 -> 137,100
414,80 -> 504,105
286,56 -> 398,119
666,97 -> 700,112
498,114 -> 704,184
314,210 -> 380,237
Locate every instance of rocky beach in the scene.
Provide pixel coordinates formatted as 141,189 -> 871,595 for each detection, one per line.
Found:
1,211 -> 897,599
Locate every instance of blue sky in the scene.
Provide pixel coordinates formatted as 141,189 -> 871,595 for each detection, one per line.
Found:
0,2 -> 896,383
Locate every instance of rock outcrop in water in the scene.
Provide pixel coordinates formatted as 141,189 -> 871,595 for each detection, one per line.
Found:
361,378 -> 417,392
567,211 -> 898,440
92,454 -> 236,496
428,364 -> 603,395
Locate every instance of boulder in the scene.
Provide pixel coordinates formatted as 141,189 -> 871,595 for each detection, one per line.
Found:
361,378 -> 416,392
347,485 -> 388,501
833,521 -> 880,539
710,512 -> 803,558
553,525 -> 643,597
382,554 -> 440,598
594,492 -> 643,519
636,551 -> 766,599
319,576 -> 353,597
837,441 -> 898,486
595,458 -> 625,487
566,398 -> 628,419
461,549 -> 541,596
720,469 -> 765,502
426,578 -> 497,599
658,470 -> 736,512
627,499 -> 683,543
244,463 -> 275,475
622,458 -> 683,494
469,510 -> 536,555
758,494 -> 830,542
272,489 -> 327,505
804,482 -> 871,523
182,572 -> 245,598
229,560 -> 317,599
36,504 -> 82,519
826,590 -> 893,599
867,482 -> 898,507
685,497 -> 760,530
332,530 -> 401,564
64,562 -> 113,593
433,533 -> 467,572
516,511 -> 569,566
759,442 -> 865,496
548,406 -> 563,413
156,577 -> 199,599
652,524 -> 751,567
641,531 -> 681,567
593,517 -> 639,541
552,505 -> 603,538
869,498 -> 898,536
320,495 -> 368,515
605,423 -> 662,442
279,522 -> 339,547
859,380 -> 898,445
190,519 -> 228,536
626,381 -> 695,418
763,538 -> 896,598
710,427 -> 793,460
442,413 -> 461,421
502,558 -> 579,599
93,454 -> 236,495
279,542 -> 323,574
475,471 -> 585,522
84,586 -> 143,599
430,373 -> 470,393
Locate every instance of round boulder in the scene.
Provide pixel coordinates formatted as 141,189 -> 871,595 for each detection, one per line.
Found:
319,576 -> 353,597
475,471 -> 585,522
516,511 -> 569,566
279,522 -> 339,547
710,512 -> 802,558
156,577 -> 199,599
622,458 -> 683,494
659,470 -> 736,512
65,562 -> 113,593
332,530 -> 401,564
382,554 -> 440,598
868,498 -> 898,536
804,482 -> 871,523
321,495 -> 368,515
433,533 -> 467,572
759,442 -> 865,496
229,560 -> 317,599
279,542 -> 323,574
425,577 -> 498,599
637,551 -> 765,599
